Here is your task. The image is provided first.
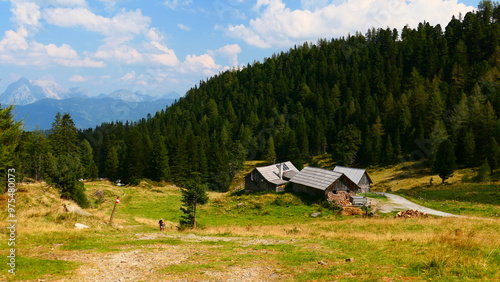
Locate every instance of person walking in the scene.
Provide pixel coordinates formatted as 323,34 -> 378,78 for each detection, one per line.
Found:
159,218 -> 165,231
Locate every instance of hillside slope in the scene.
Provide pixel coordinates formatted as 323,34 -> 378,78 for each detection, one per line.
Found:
81,4 -> 499,190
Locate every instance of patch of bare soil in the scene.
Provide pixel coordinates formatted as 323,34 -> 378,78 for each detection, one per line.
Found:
41,233 -> 291,281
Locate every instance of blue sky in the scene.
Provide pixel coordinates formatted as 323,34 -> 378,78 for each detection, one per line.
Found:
0,0 -> 481,97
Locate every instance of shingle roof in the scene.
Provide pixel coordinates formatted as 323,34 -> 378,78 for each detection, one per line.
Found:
289,166 -> 344,191
255,161 -> 299,185
333,166 -> 372,184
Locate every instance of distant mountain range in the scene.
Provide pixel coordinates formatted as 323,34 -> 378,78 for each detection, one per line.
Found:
0,77 -> 179,130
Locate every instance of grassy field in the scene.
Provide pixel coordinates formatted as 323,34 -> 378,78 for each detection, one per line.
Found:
395,183 -> 500,217
1,163 -> 499,281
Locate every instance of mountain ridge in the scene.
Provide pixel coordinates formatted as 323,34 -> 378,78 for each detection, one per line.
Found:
1,77 -> 180,130
0,77 -> 179,105
14,96 -> 176,130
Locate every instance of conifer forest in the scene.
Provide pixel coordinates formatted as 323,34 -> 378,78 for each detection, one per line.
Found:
2,2 -> 500,204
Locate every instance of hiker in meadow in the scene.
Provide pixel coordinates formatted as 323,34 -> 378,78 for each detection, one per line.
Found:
159,219 -> 165,231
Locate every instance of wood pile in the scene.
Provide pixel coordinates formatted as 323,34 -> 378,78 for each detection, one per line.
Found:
395,209 -> 428,219
341,206 -> 365,216
327,191 -> 353,206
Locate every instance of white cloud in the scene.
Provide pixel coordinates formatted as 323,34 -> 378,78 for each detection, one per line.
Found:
70,75 -> 88,82
45,43 -> 79,59
12,1 -> 41,30
0,29 -> 29,51
54,57 -> 106,68
93,43 -> 143,64
225,0 -> 475,48
182,54 -> 221,76
120,71 -> 136,81
43,7 -> 151,37
177,24 -> 191,31
211,44 -> 242,66
148,53 -> 179,67
146,27 -> 164,42
164,0 -> 192,10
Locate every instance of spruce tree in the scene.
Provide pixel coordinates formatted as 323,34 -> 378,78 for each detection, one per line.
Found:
263,136 -> 276,163
459,127 -> 476,166
384,134 -> 394,164
18,131 -> 49,181
0,105 -> 22,190
80,139 -> 98,180
488,137 -> 500,173
148,137 -> 170,181
105,146 -> 119,182
333,124 -> 362,165
178,181 -> 209,230
46,113 -> 89,208
433,139 -> 457,183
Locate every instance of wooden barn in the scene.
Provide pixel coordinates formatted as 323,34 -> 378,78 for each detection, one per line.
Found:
245,162 -> 299,192
289,166 -> 360,198
333,166 -> 373,193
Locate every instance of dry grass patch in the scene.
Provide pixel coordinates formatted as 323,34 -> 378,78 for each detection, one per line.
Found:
369,162 -> 476,191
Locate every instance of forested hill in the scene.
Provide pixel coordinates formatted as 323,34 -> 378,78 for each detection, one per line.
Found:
81,3 -> 499,190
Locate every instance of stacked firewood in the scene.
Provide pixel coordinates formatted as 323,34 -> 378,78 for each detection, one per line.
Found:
341,206 -> 365,216
395,209 -> 428,219
327,191 -> 352,206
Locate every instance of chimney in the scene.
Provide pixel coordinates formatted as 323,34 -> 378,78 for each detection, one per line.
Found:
279,163 -> 283,179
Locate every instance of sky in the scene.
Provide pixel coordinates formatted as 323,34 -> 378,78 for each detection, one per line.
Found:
0,0 -> 482,97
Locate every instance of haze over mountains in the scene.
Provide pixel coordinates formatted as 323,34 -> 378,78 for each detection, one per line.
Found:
0,77 -> 179,130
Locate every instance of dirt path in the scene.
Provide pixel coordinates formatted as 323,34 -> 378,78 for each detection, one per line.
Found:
49,233 -> 291,281
371,193 -> 461,217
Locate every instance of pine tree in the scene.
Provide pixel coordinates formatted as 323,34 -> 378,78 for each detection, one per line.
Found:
105,146 -> 119,182
263,136 -> 276,163
178,181 -> 209,230
430,119 -> 449,158
488,137 -> 500,172
0,105 -> 22,190
384,134 -> 394,164
148,137 -> 170,181
370,116 -> 384,164
46,113 -> 89,208
433,139 -> 457,183
80,139 -> 98,180
18,130 -> 48,182
459,127 -> 476,166
333,124 -> 362,165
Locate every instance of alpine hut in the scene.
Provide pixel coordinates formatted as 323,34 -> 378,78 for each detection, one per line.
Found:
245,161 -> 299,192
289,166 -> 360,199
333,166 -> 373,193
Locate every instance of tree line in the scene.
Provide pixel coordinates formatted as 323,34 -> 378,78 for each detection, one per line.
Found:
2,1 -> 499,205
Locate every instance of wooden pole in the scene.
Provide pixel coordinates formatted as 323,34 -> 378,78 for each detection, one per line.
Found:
109,197 -> 120,224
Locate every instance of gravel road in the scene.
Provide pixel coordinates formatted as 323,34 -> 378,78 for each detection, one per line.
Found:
374,193 -> 461,217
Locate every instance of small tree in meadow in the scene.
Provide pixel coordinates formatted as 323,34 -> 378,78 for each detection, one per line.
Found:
178,181 -> 209,230
433,139 -> 456,183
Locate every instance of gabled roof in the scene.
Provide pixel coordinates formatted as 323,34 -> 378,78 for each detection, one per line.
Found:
289,166 -> 345,191
255,161 -> 299,185
333,166 -> 373,184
